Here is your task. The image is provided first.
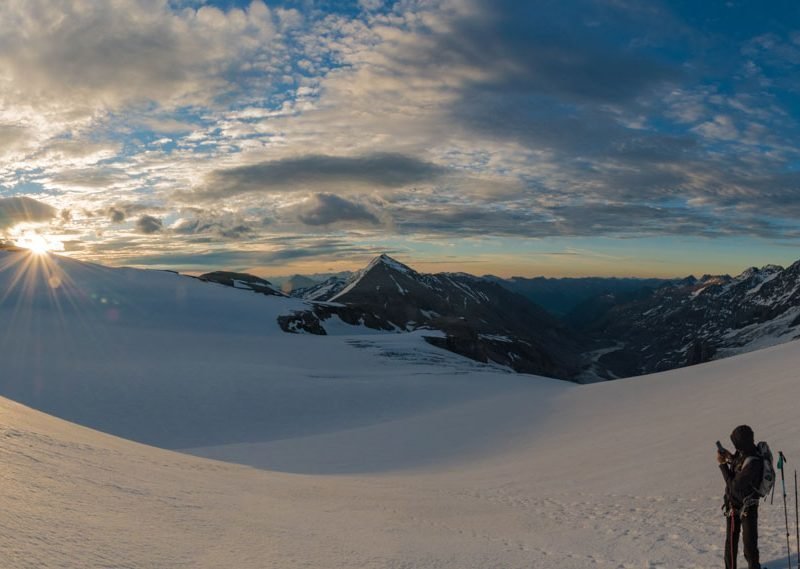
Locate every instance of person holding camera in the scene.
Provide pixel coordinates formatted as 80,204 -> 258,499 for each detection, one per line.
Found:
717,425 -> 764,569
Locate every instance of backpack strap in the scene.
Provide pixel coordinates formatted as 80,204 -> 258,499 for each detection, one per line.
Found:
742,456 -> 760,469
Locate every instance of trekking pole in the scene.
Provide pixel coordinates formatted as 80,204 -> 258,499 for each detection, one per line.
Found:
779,452 -> 792,569
795,470 -> 799,569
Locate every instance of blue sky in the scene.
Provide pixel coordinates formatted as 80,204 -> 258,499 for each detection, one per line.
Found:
0,0 -> 799,277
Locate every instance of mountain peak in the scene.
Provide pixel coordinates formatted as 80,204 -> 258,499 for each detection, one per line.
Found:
735,266 -> 760,281
734,264 -> 783,283
365,253 -> 414,275
330,254 -> 416,301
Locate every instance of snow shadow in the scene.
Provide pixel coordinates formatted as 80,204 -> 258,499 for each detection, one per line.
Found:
185,378 -> 565,474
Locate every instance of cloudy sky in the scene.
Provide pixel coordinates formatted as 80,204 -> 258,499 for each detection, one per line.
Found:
1,0 -> 800,278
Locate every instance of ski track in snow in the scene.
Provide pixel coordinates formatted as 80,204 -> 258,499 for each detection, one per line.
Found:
2,250 -> 800,568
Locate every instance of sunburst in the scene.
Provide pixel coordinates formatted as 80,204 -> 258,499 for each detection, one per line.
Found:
13,231 -> 64,255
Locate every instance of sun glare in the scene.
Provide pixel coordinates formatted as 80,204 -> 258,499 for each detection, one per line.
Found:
14,231 -> 63,255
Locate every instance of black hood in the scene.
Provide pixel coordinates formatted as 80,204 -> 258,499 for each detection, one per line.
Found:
730,424 -> 756,453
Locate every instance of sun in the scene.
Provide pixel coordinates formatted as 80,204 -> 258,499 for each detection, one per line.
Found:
14,231 -> 63,255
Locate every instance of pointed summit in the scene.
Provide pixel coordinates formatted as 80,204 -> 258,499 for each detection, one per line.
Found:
331,254 -> 416,301
365,253 -> 414,275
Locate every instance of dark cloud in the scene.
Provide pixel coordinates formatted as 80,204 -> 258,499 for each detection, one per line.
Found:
0,196 -> 57,228
102,203 -> 164,224
389,201 -> 791,240
686,169 -> 800,219
391,204 -> 558,238
172,214 -> 257,238
136,215 -> 163,234
549,203 -> 719,238
451,91 -> 700,166
119,240 -> 376,269
417,1 -> 678,106
108,207 -> 126,223
193,153 -> 447,199
295,193 -> 381,226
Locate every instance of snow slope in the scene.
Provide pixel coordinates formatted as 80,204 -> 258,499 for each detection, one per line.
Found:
4,249 -> 800,567
6,330 -> 800,568
0,249 -> 526,448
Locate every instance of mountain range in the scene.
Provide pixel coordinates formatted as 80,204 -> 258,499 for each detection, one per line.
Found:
205,255 -> 590,379
575,263 -> 800,377
205,254 -> 800,382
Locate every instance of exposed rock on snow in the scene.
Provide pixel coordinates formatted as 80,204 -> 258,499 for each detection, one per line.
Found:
198,270 -> 286,296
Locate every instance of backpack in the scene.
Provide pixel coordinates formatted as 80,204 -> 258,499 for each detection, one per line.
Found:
743,441 -> 775,499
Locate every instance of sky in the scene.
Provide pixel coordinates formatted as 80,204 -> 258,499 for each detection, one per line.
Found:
1,0 -> 800,278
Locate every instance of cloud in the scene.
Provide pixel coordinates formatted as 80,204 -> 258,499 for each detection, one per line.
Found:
549,203 -> 719,238
295,0 -> 680,157
0,1 -> 284,115
136,215 -> 163,234
0,0 -> 796,274
0,124 -> 30,157
47,167 -> 127,190
100,203 -> 163,224
116,239 -> 377,269
693,115 -> 739,141
108,208 -> 126,223
171,210 -> 260,238
0,0 -> 293,179
407,0 -> 678,105
385,200 -> 759,240
0,196 -> 57,229
358,0 -> 385,11
293,193 -> 381,226
39,139 -> 121,161
193,153 -> 446,199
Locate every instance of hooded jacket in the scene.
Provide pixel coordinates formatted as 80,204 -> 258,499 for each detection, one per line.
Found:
720,425 -> 763,510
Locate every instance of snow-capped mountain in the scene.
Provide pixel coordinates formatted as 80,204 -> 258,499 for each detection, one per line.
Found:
280,274 -> 318,293
290,275 -> 348,301
279,254 -> 591,379
577,262 -> 798,377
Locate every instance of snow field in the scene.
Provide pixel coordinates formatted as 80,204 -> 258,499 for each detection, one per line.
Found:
190,340 -> 800,568
3,249 -> 800,567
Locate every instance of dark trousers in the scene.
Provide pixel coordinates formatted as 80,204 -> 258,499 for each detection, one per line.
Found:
725,508 -> 760,569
